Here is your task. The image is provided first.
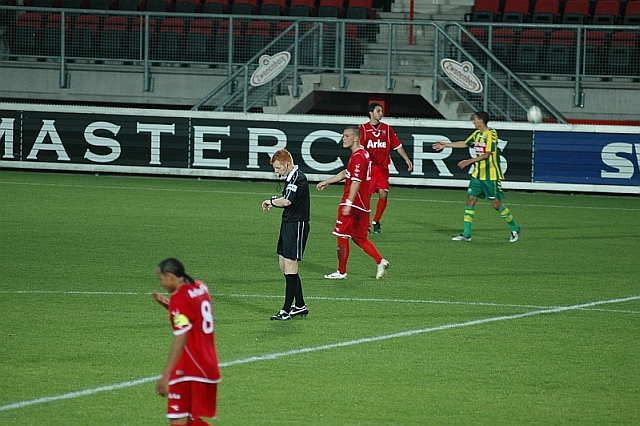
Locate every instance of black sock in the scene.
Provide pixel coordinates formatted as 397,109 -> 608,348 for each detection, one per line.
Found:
294,274 -> 305,307
283,274 -> 298,312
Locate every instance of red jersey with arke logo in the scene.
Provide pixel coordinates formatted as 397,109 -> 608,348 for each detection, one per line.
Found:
168,281 -> 221,385
359,122 -> 402,166
341,147 -> 371,212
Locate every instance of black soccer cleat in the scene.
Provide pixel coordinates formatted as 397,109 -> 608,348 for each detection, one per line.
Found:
372,221 -> 381,234
289,304 -> 309,318
270,310 -> 291,321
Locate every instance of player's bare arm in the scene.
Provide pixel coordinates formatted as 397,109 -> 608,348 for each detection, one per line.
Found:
397,146 -> 413,172
342,180 -> 361,216
458,152 -> 490,169
152,291 -> 170,309
432,141 -> 467,151
157,332 -> 187,396
316,170 -> 347,191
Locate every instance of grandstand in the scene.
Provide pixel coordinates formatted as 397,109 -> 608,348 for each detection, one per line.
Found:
0,0 -> 638,122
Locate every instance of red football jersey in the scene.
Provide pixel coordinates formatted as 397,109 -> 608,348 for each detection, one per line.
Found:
341,147 -> 371,212
168,281 -> 221,385
359,122 -> 402,166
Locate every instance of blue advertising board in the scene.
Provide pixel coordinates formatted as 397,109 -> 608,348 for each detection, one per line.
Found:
534,131 -> 640,186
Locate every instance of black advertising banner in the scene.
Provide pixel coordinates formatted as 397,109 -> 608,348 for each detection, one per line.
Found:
18,112 -> 190,168
2,108 -> 533,183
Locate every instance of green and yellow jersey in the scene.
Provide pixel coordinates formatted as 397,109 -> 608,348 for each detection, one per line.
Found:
465,128 -> 503,181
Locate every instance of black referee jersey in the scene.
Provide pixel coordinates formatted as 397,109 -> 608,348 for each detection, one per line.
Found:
281,165 -> 310,222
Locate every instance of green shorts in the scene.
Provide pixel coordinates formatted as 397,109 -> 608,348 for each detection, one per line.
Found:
467,177 -> 504,200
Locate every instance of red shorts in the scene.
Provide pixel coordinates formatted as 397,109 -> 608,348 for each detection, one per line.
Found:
167,381 -> 218,421
370,164 -> 390,193
332,206 -> 370,239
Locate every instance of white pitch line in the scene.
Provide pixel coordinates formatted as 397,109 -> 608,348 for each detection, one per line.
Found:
1,291 -> 639,314
1,294 -> 638,412
2,181 -> 638,211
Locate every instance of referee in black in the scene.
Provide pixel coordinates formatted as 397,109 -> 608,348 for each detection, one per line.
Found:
262,149 -> 311,321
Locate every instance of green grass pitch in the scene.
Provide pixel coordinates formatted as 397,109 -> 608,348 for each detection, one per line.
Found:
0,170 -> 638,425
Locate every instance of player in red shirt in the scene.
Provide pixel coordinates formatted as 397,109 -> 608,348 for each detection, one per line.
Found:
317,126 -> 389,280
153,258 -> 221,426
359,103 -> 413,234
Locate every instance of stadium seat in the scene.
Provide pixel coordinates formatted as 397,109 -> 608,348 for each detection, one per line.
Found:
60,0 -> 83,8
244,20 -> 271,60
532,0 -> 559,23
516,29 -> 545,71
583,30 -> 607,74
202,0 -> 227,13
260,0 -> 285,15
470,0 -> 500,21
72,14 -> 99,57
185,18 -> 214,62
214,19 -> 242,62
32,0 -> 56,7
155,17 -> 185,60
129,17 -> 156,59
231,0 -> 257,14
100,15 -> 127,58
562,0 -> 590,24
609,31 -> 638,75
146,0 -> 171,12
346,0 -> 373,19
461,27 -> 487,56
89,0 -> 111,9
344,23 -> 362,68
13,12 -> 42,55
502,0 -> 529,22
547,30 -> 576,72
175,0 -> 200,13
491,28 -> 516,64
317,0 -> 344,17
117,0 -> 138,9
288,0 -> 315,16
592,0 -> 620,24
622,0 -> 640,24
42,13 -> 71,56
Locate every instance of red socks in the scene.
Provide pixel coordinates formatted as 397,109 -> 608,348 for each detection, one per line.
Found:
353,237 -> 383,264
373,198 -> 388,223
337,237 -> 350,274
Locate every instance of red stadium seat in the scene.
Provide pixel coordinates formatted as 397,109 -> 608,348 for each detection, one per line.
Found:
155,18 -> 185,60
547,30 -> 577,71
470,0 -> 500,21
491,28 -> 516,63
288,0 -> 315,16
72,14 -> 99,57
202,0 -> 227,14
592,0 -> 620,24
584,30 -> 607,74
100,15 -> 127,58
260,0 -> 285,15
502,0 -> 529,22
532,0 -> 559,23
516,29 -> 545,71
43,14 -> 71,56
561,0 -> 590,24
347,0 -> 373,19
622,0 -> 640,25
185,19 -> 214,62
609,31 -> 638,75
13,12 -> 42,55
231,0 -> 257,14
175,0 -> 200,13
317,0 -> 344,17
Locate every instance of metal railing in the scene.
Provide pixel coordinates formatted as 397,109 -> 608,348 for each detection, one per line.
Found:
1,5 -> 638,120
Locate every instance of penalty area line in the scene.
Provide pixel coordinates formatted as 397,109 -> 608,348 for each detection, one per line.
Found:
1,294 -> 638,412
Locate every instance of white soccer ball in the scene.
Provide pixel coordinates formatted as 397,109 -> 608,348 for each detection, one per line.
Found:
527,106 -> 543,123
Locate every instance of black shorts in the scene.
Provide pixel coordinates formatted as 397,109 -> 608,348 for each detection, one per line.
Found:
277,221 -> 310,261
